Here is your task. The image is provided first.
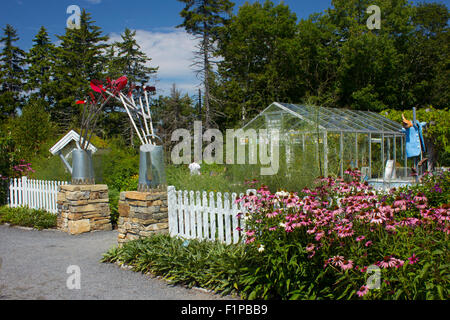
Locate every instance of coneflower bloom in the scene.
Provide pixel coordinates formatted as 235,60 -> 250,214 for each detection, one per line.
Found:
330,256 -> 345,267
266,211 -> 278,218
306,244 -> 315,252
356,235 -> 366,242
379,256 -> 397,268
408,253 -> 419,265
357,285 -> 369,297
340,260 -> 353,271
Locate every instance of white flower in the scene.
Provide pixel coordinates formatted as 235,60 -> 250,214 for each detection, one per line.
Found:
258,245 -> 265,253
279,222 -> 286,228
275,190 -> 289,197
188,162 -> 201,175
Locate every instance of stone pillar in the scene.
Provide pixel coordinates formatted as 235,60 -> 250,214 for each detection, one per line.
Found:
117,190 -> 168,245
57,185 -> 112,235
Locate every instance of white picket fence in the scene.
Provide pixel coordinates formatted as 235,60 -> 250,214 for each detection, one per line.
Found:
8,176 -> 68,214
168,186 -> 253,244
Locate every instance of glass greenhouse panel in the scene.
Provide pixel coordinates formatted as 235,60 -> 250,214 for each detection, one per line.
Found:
242,102 -> 410,187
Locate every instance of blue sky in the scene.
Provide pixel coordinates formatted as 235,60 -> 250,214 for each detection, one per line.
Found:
1,0 -> 448,96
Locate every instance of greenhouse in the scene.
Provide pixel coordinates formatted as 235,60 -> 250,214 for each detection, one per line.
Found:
242,102 -> 414,188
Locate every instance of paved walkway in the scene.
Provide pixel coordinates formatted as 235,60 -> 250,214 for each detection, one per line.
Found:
0,225 -> 233,300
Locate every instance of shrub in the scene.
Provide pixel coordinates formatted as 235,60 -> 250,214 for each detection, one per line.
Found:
0,206 -> 57,230
102,234 -> 259,297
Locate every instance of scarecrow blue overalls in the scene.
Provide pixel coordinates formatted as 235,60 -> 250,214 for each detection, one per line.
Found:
402,120 -> 427,158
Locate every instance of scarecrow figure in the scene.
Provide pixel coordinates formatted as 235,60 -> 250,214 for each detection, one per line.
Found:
401,113 -> 427,176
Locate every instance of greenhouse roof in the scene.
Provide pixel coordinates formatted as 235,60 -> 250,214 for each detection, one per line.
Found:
243,102 -> 404,135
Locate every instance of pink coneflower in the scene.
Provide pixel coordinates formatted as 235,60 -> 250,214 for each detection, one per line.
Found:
268,226 -> 277,231
365,240 -> 373,247
315,230 -> 325,241
306,243 -> 315,252
245,237 -> 255,244
413,193 -> 427,203
340,260 -> 353,271
246,230 -> 255,237
394,258 -> 405,268
379,256 -> 397,268
266,211 -> 278,218
357,285 -> 369,297
330,256 -> 345,267
408,253 -> 419,265
356,235 -> 366,242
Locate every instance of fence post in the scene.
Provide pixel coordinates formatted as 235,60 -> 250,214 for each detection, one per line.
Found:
168,186 -> 177,237
22,176 -> 28,208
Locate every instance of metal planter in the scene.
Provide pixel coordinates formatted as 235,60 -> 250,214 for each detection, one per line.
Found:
138,143 -> 166,191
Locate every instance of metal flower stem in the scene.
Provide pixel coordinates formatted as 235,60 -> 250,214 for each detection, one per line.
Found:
130,95 -> 149,145
144,90 -> 155,142
119,94 -> 146,145
139,96 -> 152,144
80,94 -> 112,150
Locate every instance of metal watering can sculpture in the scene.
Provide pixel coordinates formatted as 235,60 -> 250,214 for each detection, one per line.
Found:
71,76 -> 165,190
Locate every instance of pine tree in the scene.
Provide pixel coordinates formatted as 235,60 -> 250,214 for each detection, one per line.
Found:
109,28 -> 158,146
177,0 -> 234,128
25,26 -> 56,105
153,84 -> 194,151
50,10 -> 109,127
0,24 -> 26,120
114,28 -> 158,88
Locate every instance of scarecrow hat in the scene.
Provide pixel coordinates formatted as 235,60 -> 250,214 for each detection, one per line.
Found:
402,113 -> 413,128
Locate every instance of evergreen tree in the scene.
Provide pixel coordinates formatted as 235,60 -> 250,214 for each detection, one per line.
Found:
177,0 -> 234,127
50,10 -> 109,127
0,24 -> 26,120
108,28 -> 158,146
25,26 -> 55,105
114,28 -> 158,88
407,2 -> 449,109
153,84 -> 194,151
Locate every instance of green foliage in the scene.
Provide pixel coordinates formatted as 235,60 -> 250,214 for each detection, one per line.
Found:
102,234 -> 258,296
400,171 -> 450,208
25,26 -> 55,103
108,188 -> 120,227
11,99 -> 55,160
177,0 -> 234,126
0,24 -> 26,119
214,0 -> 448,127
113,28 -> 158,87
101,139 -> 139,192
50,10 -> 109,126
382,107 -> 450,166
103,171 -> 449,300
0,205 -> 57,230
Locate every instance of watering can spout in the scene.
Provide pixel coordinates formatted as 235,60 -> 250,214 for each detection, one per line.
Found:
58,151 -> 73,174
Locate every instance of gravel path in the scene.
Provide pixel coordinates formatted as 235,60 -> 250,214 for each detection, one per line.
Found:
0,225 -> 233,300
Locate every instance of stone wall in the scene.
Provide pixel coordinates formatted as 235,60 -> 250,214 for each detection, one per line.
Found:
117,190 -> 168,245
57,184 -> 112,235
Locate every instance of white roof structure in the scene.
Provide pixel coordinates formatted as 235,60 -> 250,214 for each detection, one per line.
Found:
49,130 -> 98,156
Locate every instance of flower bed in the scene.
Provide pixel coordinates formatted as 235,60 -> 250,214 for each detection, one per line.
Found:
102,170 -> 449,300
237,169 -> 449,299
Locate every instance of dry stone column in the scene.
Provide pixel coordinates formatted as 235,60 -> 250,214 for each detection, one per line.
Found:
117,189 -> 169,245
57,185 -> 112,235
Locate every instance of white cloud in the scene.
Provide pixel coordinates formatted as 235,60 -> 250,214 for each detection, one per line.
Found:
109,28 -> 200,96
85,0 -> 102,4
